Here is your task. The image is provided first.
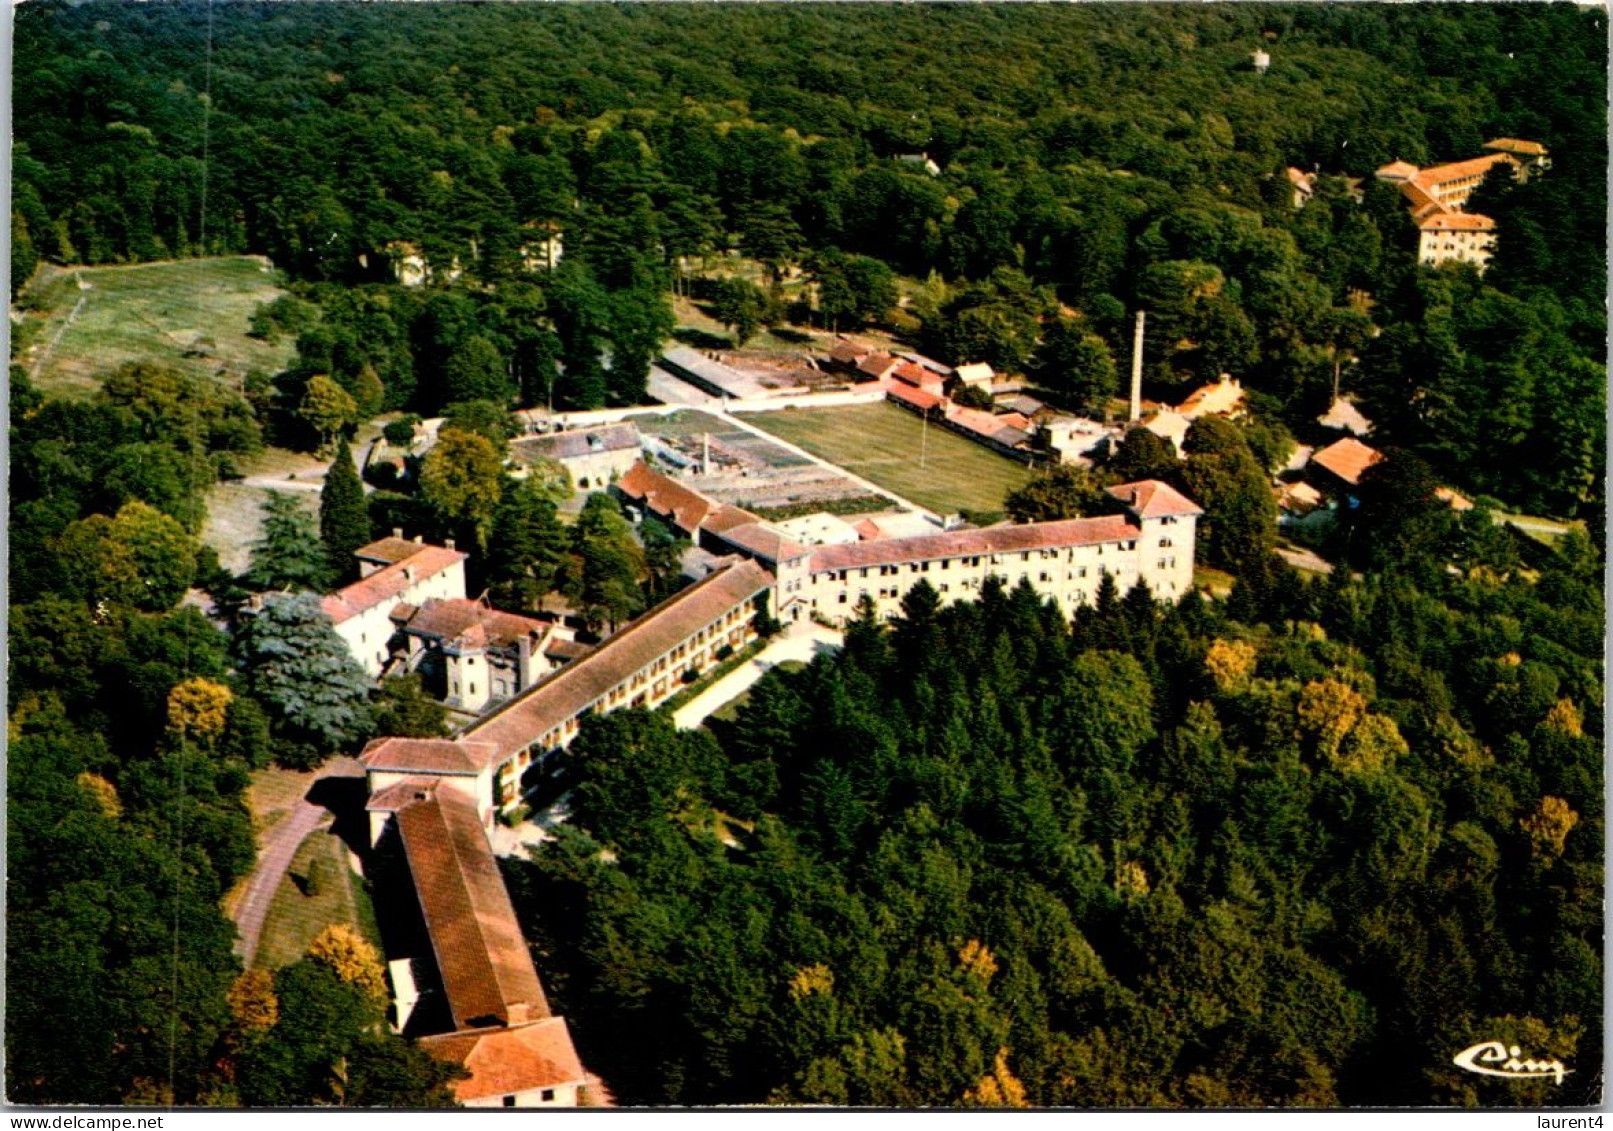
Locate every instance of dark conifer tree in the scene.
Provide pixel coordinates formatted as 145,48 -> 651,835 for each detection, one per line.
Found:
319,435 -> 370,585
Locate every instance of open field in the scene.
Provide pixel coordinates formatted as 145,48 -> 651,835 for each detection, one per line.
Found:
17,256 -> 297,400
739,401 -> 1034,520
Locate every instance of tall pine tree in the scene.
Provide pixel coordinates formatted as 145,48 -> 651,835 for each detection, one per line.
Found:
320,435 -> 369,585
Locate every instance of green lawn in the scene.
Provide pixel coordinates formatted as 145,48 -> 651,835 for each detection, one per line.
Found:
17,256 -> 298,400
740,401 -> 1034,520
254,825 -> 378,971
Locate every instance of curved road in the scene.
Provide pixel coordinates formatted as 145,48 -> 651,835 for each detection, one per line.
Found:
231,759 -> 364,968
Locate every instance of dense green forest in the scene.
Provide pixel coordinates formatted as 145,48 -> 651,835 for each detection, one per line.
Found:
7,1 -> 1605,1108
12,2 -> 1606,515
511,529 -> 1605,1107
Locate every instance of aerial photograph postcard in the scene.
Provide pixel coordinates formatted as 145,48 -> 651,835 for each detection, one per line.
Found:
6,0 -> 1605,1111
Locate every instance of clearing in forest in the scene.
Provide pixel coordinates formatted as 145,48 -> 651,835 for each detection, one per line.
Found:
739,401 -> 1034,521
15,255 -> 297,400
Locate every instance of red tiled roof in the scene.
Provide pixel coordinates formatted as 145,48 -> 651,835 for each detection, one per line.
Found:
888,384 -> 944,412
399,599 -> 551,651
892,361 -> 942,389
1375,160 -> 1419,180
712,522 -> 807,564
395,787 -> 551,1031
702,503 -> 764,536
1400,179 -> 1445,221
460,560 -> 775,762
857,352 -> 900,379
1309,437 -> 1385,486
947,404 -> 1026,447
1418,211 -> 1496,232
808,514 -> 1141,573
544,638 -> 591,663
357,536 -> 431,566
616,462 -> 714,535
361,737 -> 499,776
1413,152 -> 1513,191
1106,479 -> 1204,518
322,545 -> 467,625
422,1016 -> 587,1103
1484,137 -> 1547,157
365,776 -> 444,813
997,411 -> 1033,432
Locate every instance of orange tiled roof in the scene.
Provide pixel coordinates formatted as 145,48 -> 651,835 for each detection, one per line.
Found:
808,514 -> 1141,573
1484,137 -> 1548,157
395,787 -> 551,1031
460,560 -> 775,762
322,545 -> 467,625
361,737 -> 500,775
617,462 -> 714,535
702,503 -> 764,536
892,361 -> 942,390
1412,152 -> 1513,192
1310,437 -> 1385,486
1400,180 -> 1445,220
399,599 -> 551,651
365,776 -> 444,813
1375,160 -> 1419,180
1106,479 -> 1204,518
888,383 -> 945,412
1418,211 -> 1496,232
857,352 -> 900,379
356,536 -> 431,566
422,1016 -> 587,1103
712,522 -> 808,564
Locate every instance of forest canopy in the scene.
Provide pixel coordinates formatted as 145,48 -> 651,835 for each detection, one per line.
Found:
12,1 -> 1607,514
7,0 -> 1605,1110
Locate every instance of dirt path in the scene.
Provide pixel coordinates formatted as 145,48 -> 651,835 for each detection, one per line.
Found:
231,759 -> 365,967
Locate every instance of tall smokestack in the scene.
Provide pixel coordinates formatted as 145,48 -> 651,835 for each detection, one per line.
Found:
1130,310 -> 1146,422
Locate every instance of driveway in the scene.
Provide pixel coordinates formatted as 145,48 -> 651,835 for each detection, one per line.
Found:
231,757 -> 365,967
671,622 -> 843,730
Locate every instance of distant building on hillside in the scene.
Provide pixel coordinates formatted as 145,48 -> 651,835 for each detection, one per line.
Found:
1307,436 -> 1385,497
896,152 -> 942,176
1373,140 -> 1548,272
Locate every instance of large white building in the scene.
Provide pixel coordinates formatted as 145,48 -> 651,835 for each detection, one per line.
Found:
323,535 -> 469,676
1374,139 -> 1548,272
774,479 -> 1199,625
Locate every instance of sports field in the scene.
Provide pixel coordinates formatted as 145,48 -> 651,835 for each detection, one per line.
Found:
740,401 -> 1034,519
17,255 -> 298,399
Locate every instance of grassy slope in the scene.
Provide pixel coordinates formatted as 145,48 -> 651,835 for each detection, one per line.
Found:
254,826 -> 379,971
740,401 -> 1034,520
18,256 -> 297,400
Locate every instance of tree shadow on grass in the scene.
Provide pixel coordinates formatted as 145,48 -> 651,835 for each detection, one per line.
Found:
672,326 -> 733,351
307,773 -> 371,857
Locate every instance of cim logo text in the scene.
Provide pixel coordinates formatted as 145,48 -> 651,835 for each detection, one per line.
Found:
1452,1040 -> 1570,1085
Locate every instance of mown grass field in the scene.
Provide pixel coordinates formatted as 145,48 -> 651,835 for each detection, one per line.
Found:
254,825 -> 379,972
17,256 -> 297,400
740,401 -> 1034,520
